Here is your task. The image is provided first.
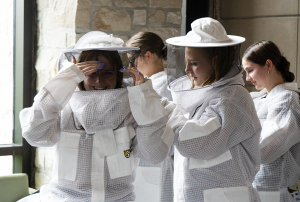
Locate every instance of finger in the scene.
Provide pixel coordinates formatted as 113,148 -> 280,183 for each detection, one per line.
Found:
121,67 -> 143,82
72,55 -> 76,64
82,68 -> 97,76
77,63 -> 103,71
77,61 -> 104,65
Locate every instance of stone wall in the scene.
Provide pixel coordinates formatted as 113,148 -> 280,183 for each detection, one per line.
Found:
76,0 -> 182,43
34,0 -> 78,188
219,0 -> 300,90
0,0 -> 13,175
34,0 -> 182,189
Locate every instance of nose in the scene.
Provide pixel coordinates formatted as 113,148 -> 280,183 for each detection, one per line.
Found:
185,62 -> 192,74
245,72 -> 251,81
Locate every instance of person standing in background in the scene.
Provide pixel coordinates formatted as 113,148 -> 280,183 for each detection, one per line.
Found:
243,40 -> 300,202
126,32 -> 174,202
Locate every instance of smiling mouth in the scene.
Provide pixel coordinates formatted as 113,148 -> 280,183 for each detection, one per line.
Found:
93,86 -> 107,90
252,81 -> 256,85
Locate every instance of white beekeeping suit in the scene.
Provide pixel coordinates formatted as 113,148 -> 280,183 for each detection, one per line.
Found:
133,69 -> 174,202
166,18 -> 262,202
18,31 -> 174,202
251,83 -> 300,202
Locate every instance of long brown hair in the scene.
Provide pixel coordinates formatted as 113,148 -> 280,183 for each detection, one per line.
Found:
189,45 -> 237,88
243,40 -> 294,82
77,50 -> 123,90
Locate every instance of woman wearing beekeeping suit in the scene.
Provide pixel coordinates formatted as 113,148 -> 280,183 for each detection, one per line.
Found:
166,17 -> 262,202
243,40 -> 300,202
125,32 -> 174,202
18,31 -> 173,202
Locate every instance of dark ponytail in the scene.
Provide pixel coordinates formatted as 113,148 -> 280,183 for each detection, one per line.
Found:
243,40 -> 294,82
126,32 -> 167,61
278,56 -> 294,82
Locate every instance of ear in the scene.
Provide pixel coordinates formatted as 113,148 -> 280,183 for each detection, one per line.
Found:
266,59 -> 273,71
144,51 -> 153,63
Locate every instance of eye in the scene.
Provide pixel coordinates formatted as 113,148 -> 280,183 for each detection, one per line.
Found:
191,62 -> 198,66
91,72 -> 97,75
104,71 -> 113,76
247,69 -> 253,73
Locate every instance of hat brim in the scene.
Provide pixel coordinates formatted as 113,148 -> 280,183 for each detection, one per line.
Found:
61,46 -> 139,53
166,35 -> 245,47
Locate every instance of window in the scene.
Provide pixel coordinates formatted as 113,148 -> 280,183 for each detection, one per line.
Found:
0,0 -> 36,187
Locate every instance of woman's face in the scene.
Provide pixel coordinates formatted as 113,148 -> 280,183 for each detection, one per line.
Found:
185,47 -> 214,87
242,59 -> 268,90
83,55 -> 117,90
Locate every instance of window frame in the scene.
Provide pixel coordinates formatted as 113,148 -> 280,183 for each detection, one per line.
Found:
0,0 -> 37,187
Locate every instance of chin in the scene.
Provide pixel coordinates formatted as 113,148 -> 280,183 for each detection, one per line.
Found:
254,85 -> 263,91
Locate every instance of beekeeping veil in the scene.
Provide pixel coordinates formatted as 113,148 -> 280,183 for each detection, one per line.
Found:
166,17 -> 246,118
57,31 -> 139,134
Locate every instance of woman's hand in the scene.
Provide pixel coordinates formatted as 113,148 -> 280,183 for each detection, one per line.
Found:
72,55 -> 104,76
119,66 -> 145,86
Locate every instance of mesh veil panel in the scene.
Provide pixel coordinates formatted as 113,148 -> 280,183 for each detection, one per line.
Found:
69,87 -> 131,134
166,44 -> 244,117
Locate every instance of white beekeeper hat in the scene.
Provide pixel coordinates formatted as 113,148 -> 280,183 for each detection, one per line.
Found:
57,31 -> 139,71
61,31 -> 139,53
166,17 -> 245,47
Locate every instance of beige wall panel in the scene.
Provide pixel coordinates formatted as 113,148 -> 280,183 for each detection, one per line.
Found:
222,17 -> 298,87
221,0 -> 298,18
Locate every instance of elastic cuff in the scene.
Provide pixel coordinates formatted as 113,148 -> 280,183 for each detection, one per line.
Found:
69,63 -> 85,82
127,79 -> 152,93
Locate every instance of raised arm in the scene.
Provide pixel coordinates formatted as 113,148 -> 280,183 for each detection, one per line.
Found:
19,62 -> 85,147
128,80 -> 175,164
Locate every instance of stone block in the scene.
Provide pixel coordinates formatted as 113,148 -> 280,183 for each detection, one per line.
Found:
115,0 -> 147,7
149,0 -> 182,8
76,0 -> 92,28
221,0 -> 298,18
221,17 -> 298,87
148,10 -> 165,24
35,148 -> 45,169
67,32 -> 77,47
36,49 -> 59,90
42,0 -> 77,30
167,11 -> 181,25
139,27 -> 181,42
93,8 -> 131,31
35,172 -> 51,189
37,0 -> 57,10
133,10 -> 147,25
42,31 -> 67,48
95,0 -> 112,6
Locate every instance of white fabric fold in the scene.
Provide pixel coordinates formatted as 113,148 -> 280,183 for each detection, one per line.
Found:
203,186 -> 250,202
257,191 -> 280,202
128,80 -> 168,125
19,108 -> 32,128
179,117 -> 221,141
260,121 -> 281,149
44,63 -> 85,110
94,129 -> 118,157
106,126 -> 135,179
58,132 -> 81,181
189,150 -> 232,169
161,125 -> 175,148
